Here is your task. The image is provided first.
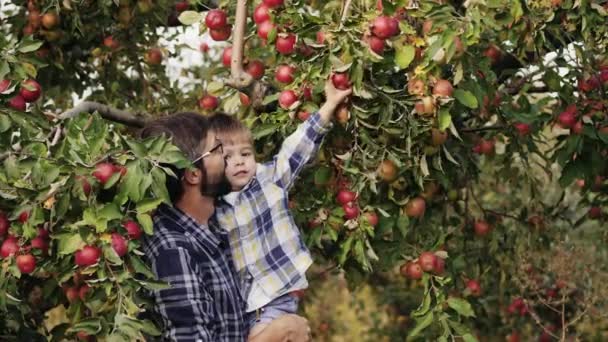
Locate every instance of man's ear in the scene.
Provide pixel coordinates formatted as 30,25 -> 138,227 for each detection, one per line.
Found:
182,167 -> 202,185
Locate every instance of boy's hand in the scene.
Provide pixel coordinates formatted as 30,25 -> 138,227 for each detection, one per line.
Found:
318,78 -> 352,125
324,78 -> 352,109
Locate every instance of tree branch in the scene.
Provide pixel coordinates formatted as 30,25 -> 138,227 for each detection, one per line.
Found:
460,125 -> 507,133
58,101 -> 146,127
226,0 -> 254,90
339,0 -> 353,29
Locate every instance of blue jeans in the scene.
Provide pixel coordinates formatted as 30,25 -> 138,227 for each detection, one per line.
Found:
248,293 -> 300,328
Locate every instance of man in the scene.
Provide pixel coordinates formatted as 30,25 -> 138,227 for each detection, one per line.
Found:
140,112 -> 311,342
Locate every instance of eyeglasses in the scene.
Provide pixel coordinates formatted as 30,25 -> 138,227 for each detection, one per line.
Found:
192,139 -> 223,164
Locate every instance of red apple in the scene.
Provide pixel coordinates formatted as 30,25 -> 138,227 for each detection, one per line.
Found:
466,279 -> 482,296
222,46 -> 232,67
78,284 -> 90,300
478,139 -> 495,155
302,85 -> 312,100
111,233 -> 128,257
433,256 -> 445,275
401,262 -> 423,279
275,64 -> 296,84
414,96 -> 435,115
343,203 -> 359,220
371,16 -> 399,39
557,110 -> 577,128
365,35 -> 385,54
336,190 -> 356,205
0,212 -> 9,236
103,36 -> 120,50
19,79 -> 42,102
123,220 -> 142,239
588,206 -> 602,219
474,220 -> 491,236
297,111 -> 310,121
74,245 -> 101,267
418,252 -> 437,272
16,254 -> 36,274
377,159 -> 398,182
76,175 -> 92,196
1,238 -> 19,258
8,95 -> 26,111
363,211 -> 379,226
37,227 -> 49,240
262,0 -> 284,8
331,73 -> 351,90
431,128 -> 448,146
253,4 -> 271,24
278,90 -> 298,109
205,9 -> 227,30
0,79 -> 10,93
257,20 -> 275,40
405,197 -> 426,218
18,211 -> 29,223
65,286 -> 79,303
145,48 -> 163,65
432,79 -> 453,97
199,42 -> 209,53
239,92 -> 251,106
514,122 -> 531,136
93,162 -> 117,184
316,31 -> 325,44
246,60 -> 265,80
174,1 -> 189,12
209,25 -> 232,41
483,45 -> 501,64
572,121 -> 583,134
199,95 -> 219,110
41,12 -> 59,29
276,33 -> 297,55
30,237 -> 49,254
506,332 -> 520,342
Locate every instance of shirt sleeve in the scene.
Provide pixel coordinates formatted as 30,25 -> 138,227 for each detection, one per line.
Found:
267,112 -> 330,189
150,247 -> 216,342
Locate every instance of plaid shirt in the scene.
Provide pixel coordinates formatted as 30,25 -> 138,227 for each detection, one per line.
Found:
142,204 -> 249,342
215,112 -> 329,311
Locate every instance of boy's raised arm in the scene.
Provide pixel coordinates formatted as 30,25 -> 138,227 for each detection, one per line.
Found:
268,79 -> 351,189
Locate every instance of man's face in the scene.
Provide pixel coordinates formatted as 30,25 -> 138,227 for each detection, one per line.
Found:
199,132 -> 231,197
223,142 -> 257,191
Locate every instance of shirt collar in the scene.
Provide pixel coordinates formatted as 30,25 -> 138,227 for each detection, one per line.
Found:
220,169 -> 258,206
156,203 -> 224,252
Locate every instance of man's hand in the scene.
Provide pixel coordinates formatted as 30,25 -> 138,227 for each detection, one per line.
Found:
318,78 -> 353,125
248,314 -> 311,342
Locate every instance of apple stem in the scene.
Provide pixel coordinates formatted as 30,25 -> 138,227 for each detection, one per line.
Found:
58,101 -> 145,127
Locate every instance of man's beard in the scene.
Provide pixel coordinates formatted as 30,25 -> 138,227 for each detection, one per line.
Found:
199,163 -> 231,197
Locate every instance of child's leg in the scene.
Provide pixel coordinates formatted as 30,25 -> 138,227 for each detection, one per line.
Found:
248,292 -> 300,339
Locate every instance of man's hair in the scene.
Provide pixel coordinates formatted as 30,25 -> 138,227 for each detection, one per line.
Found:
208,112 -> 253,146
140,112 -> 210,203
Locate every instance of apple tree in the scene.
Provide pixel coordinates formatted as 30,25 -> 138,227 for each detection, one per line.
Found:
1,0 -> 608,340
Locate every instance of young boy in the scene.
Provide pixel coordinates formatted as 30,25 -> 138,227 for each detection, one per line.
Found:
210,79 -> 352,339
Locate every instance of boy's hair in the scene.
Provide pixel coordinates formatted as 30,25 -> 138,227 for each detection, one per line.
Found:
208,113 -> 253,146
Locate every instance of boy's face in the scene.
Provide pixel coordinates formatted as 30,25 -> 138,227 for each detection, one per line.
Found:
223,141 -> 256,191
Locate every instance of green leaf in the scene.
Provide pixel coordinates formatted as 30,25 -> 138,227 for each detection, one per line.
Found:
136,213 -> 154,235
0,60 -> 9,80
130,255 -> 155,278
314,166 -> 332,185
438,110 -> 452,131
137,279 -> 171,291
462,334 -> 479,342
178,11 -> 203,25
136,198 -> 163,214
447,297 -> 475,317
140,319 -> 161,336
57,233 -> 85,255
559,161 -> 584,188
18,40 -> 44,53
394,44 -> 416,70
252,124 -> 278,140
103,245 -> 124,266
396,215 -> 409,237
454,89 -> 478,109
69,317 -> 102,334
407,311 -> 434,340
99,203 -> 122,221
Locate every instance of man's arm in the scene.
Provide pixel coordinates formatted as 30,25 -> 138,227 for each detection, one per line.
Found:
248,314 -> 310,342
269,79 -> 352,189
150,247 -> 216,342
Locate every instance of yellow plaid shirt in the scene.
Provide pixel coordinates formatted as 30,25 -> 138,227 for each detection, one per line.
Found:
215,113 -> 329,311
